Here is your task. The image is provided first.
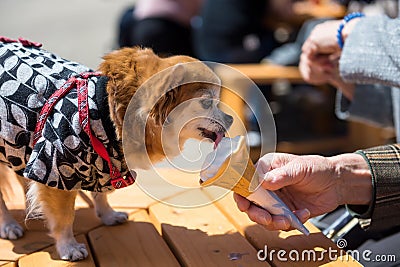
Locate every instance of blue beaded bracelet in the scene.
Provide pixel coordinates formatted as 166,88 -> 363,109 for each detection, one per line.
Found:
337,12 -> 365,49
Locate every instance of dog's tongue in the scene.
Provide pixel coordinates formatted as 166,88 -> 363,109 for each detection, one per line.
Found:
214,132 -> 225,149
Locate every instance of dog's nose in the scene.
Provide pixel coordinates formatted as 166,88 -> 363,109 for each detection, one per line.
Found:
224,113 -> 234,127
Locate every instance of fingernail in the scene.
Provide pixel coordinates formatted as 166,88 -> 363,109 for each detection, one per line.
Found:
263,172 -> 274,182
296,208 -> 311,220
261,215 -> 271,225
303,208 -> 311,218
274,218 -> 289,230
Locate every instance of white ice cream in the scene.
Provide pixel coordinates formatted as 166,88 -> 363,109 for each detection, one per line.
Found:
200,135 -> 241,182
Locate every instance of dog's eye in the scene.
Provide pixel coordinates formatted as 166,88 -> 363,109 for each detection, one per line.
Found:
201,99 -> 213,109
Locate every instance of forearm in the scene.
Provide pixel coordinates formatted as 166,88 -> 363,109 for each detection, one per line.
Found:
354,144 -> 400,231
328,153 -> 372,206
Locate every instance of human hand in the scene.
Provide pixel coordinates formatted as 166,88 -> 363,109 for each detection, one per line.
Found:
301,18 -> 362,60
299,51 -> 356,99
300,19 -> 343,86
234,153 -> 372,231
299,19 -> 357,99
302,20 -> 343,57
299,51 -> 337,85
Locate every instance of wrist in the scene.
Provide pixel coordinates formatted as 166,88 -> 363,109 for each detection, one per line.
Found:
341,18 -> 361,42
337,12 -> 365,48
328,153 -> 372,206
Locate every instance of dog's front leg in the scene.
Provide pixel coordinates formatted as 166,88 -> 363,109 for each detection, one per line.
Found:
0,191 -> 24,239
91,192 -> 128,225
0,166 -> 24,240
30,183 -> 88,261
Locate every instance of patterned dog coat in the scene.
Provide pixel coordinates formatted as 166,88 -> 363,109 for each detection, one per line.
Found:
0,38 -> 133,192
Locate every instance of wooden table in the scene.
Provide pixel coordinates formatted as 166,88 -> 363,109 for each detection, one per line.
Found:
0,164 -> 361,266
227,64 -> 304,84
293,0 -> 346,19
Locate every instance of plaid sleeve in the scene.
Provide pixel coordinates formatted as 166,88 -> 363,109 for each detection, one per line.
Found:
347,144 -> 400,231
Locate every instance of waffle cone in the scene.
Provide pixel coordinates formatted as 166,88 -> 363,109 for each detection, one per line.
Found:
200,136 -> 259,197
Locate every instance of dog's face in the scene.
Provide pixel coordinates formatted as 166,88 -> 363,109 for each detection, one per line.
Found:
148,70 -> 234,160
100,48 -> 233,166
166,83 -> 233,148
148,56 -> 233,156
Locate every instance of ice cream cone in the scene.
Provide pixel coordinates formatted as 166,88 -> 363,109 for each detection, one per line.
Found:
200,136 -> 258,197
200,135 -> 310,236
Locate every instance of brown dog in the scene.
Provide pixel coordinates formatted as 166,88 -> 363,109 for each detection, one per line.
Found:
0,39 -> 232,261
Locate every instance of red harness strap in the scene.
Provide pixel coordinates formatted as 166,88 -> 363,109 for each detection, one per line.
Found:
0,36 -> 42,47
33,72 -> 135,189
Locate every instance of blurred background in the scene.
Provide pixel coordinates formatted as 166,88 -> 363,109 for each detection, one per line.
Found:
0,0 -> 133,69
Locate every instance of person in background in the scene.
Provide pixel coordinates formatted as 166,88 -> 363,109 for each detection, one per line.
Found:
300,9 -> 400,140
118,0 -> 203,57
192,0 -> 294,63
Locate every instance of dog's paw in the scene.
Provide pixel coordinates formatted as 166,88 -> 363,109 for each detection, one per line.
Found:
99,210 -> 128,226
0,222 -> 24,240
58,242 -> 88,261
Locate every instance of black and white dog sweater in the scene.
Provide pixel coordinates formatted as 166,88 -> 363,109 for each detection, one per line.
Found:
0,39 -> 131,192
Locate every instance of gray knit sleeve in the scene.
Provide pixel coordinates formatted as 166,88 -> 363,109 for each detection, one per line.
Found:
339,16 -> 400,88
335,84 -> 394,128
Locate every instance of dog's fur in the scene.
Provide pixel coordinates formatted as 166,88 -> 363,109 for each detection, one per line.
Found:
0,47 -> 232,261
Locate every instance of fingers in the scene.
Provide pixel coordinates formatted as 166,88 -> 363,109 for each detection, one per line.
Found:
301,38 -> 318,56
255,153 -> 297,174
301,20 -> 343,83
255,153 -> 275,175
234,193 -> 311,232
247,203 -> 273,226
233,193 -> 251,212
299,53 -> 335,85
233,193 -> 272,225
262,209 -> 310,232
294,208 -> 311,223
255,153 -> 303,191
261,168 -> 295,191
238,200 -> 311,232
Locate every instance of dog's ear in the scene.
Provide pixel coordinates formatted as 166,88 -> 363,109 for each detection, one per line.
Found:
151,64 -> 186,125
164,63 -> 186,89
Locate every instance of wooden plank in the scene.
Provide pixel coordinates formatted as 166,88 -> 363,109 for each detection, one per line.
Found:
18,235 -> 95,267
22,207 -> 137,236
245,224 -> 361,267
76,176 -> 161,210
105,166 -> 205,209
226,64 -> 304,84
208,192 -> 361,266
88,210 -> 179,267
77,165 -> 198,211
0,262 -> 15,267
149,189 -> 270,267
14,208 -> 103,234
1,208 -> 137,261
293,1 -> 346,18
0,231 -> 53,261
205,191 -> 257,235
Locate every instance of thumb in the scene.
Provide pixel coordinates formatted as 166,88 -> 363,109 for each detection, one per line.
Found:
261,167 -> 297,191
